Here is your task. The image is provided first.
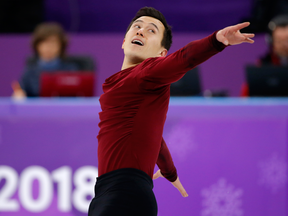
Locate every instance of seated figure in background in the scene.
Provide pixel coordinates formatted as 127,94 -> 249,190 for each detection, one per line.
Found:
259,15 -> 288,66
12,22 -> 78,98
241,15 -> 288,96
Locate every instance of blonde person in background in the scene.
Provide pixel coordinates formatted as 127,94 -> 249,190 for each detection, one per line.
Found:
12,23 -> 78,99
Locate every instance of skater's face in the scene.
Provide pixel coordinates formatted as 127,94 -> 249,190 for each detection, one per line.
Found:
122,16 -> 168,64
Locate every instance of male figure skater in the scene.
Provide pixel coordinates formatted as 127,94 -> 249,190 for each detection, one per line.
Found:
88,7 -> 254,216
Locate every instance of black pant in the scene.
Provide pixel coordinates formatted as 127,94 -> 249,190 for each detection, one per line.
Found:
88,168 -> 158,216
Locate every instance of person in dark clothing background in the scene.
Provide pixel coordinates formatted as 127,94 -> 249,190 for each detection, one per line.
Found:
12,22 -> 78,98
258,15 -> 288,66
241,15 -> 288,96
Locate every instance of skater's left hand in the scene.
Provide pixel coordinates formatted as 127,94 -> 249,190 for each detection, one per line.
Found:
216,22 -> 255,46
153,169 -> 188,197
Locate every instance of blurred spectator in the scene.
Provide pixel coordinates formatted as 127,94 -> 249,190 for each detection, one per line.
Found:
241,15 -> 288,96
12,23 -> 78,98
259,15 -> 288,65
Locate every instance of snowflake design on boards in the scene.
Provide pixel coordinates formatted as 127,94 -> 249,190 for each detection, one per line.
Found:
258,153 -> 287,193
201,178 -> 243,216
165,123 -> 197,160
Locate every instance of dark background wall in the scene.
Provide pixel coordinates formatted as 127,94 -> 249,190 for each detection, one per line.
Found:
0,0 -> 44,33
1,0 -> 288,34
43,0 -> 252,33
0,0 -> 254,33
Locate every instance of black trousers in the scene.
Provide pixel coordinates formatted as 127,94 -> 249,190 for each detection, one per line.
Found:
88,168 -> 158,216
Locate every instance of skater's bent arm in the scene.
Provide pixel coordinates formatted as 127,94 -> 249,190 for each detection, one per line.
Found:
154,138 -> 188,197
156,138 -> 177,182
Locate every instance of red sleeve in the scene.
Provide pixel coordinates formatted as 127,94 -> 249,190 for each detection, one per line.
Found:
137,31 -> 226,90
156,138 -> 177,182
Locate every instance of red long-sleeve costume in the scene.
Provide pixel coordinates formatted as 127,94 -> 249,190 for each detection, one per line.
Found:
97,32 -> 226,182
